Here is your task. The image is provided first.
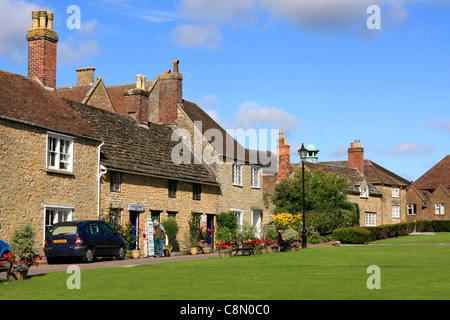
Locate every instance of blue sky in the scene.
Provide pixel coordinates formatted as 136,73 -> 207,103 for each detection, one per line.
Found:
1,0 -> 449,181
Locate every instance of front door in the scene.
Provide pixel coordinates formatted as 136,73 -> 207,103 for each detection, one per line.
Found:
206,214 -> 215,246
130,211 -> 140,250
252,210 -> 262,239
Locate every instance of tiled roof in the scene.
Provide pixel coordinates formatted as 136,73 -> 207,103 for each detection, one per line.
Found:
0,70 -> 100,140
412,155 -> 450,192
181,100 -> 261,164
320,159 -> 410,187
66,100 -> 218,185
291,162 -> 382,196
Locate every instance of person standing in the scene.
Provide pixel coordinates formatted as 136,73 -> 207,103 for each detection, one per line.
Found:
153,219 -> 166,258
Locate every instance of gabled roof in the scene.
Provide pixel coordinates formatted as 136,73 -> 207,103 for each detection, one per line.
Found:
0,70 -> 100,140
57,76 -> 116,113
66,100 -> 218,185
320,159 -> 410,187
180,100 -> 262,164
291,162 -> 382,196
412,155 -> 450,192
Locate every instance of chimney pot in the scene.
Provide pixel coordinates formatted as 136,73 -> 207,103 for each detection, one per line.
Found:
47,12 -> 54,30
164,70 -> 171,74
39,10 -> 47,28
173,60 -> 180,73
136,74 -> 142,89
32,11 -> 39,29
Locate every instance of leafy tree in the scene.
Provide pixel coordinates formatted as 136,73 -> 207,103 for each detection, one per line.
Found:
272,168 -> 359,236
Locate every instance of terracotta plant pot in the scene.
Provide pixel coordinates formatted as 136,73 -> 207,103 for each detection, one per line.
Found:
190,247 -> 198,255
132,249 -> 140,259
202,247 -> 211,254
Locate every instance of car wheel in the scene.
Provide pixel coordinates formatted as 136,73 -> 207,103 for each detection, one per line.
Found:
116,245 -> 126,260
82,247 -> 94,263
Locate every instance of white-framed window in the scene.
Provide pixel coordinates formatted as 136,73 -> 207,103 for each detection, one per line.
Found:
392,205 -> 400,219
392,187 -> 399,198
359,179 -> 369,198
359,186 -> 369,198
231,208 -> 243,229
251,166 -> 260,188
232,164 -> 243,186
47,133 -> 74,172
435,203 -> 445,215
407,204 -> 417,215
365,212 -> 376,226
44,206 -> 73,235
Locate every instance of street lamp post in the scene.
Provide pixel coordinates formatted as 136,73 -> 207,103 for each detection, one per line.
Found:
298,143 -> 308,249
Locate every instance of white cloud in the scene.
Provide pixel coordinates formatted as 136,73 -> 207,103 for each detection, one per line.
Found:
171,24 -> 222,49
177,0 -> 258,25
233,101 -> 301,136
0,0 -> 39,63
58,40 -> 99,66
390,141 -> 434,156
426,119 -> 450,133
328,145 -> 348,157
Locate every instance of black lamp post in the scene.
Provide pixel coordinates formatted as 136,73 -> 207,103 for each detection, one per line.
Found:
298,143 -> 308,249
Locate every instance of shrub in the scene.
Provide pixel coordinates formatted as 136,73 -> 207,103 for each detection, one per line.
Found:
416,220 -> 450,232
282,228 -> 299,241
363,222 -> 416,242
216,211 -> 237,235
215,227 -> 234,242
162,217 -> 179,240
333,227 -> 371,244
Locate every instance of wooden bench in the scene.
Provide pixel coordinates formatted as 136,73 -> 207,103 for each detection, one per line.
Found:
0,258 -> 13,282
229,239 -> 254,256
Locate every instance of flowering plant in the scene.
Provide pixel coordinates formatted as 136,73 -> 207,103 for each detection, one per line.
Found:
215,240 -> 231,250
197,239 -> 208,248
263,237 -> 279,248
2,252 -> 42,272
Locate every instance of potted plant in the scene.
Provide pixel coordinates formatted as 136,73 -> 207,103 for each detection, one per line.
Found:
9,224 -> 42,280
162,217 -> 179,253
215,240 -> 232,257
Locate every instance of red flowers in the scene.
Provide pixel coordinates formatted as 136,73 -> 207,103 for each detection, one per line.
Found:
215,241 -> 231,249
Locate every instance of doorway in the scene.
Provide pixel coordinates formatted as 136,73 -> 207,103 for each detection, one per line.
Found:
252,210 -> 262,239
206,214 -> 215,246
129,211 -> 140,250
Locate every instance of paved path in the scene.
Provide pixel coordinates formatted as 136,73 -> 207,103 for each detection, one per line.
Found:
1,252 -> 219,279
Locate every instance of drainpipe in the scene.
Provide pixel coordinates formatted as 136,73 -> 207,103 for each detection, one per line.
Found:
97,142 -> 107,219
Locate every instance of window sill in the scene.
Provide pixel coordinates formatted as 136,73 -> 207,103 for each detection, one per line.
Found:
46,169 -> 75,176
232,184 -> 243,188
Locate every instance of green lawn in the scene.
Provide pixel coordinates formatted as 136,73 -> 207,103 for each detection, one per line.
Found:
369,232 -> 450,244
1,243 -> 449,300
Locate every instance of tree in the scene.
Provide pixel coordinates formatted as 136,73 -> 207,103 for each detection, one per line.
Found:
272,168 -> 359,236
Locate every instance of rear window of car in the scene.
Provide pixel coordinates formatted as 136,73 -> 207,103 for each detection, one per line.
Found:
48,224 -> 78,236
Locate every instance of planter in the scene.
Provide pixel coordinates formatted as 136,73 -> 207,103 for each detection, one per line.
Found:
202,247 -> 211,254
265,245 -> 276,253
11,270 -> 28,281
190,247 -> 198,255
218,249 -> 232,258
132,249 -> 140,259
163,248 -> 172,257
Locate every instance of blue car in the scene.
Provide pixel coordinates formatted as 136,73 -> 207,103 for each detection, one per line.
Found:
44,220 -> 126,264
0,240 -> 9,258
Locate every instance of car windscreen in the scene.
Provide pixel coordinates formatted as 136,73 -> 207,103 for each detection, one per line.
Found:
48,224 -> 78,236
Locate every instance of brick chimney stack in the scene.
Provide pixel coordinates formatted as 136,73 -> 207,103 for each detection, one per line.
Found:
277,131 -> 291,181
348,139 -> 364,174
26,10 -> 59,89
124,74 -> 149,125
158,60 -> 183,124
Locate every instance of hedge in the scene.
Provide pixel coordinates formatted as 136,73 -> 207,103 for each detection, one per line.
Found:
332,227 -> 371,244
333,220 -> 450,244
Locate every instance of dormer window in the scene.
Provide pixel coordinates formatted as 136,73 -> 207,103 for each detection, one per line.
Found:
359,179 -> 369,198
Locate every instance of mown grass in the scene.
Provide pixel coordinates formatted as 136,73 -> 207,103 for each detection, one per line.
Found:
369,232 -> 450,244
1,244 -> 449,300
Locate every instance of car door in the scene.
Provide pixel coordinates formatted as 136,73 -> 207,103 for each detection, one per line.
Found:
99,222 -> 120,255
85,222 -> 106,255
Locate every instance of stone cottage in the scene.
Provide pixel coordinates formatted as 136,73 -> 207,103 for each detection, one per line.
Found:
406,155 -> 449,221
264,134 -> 411,227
